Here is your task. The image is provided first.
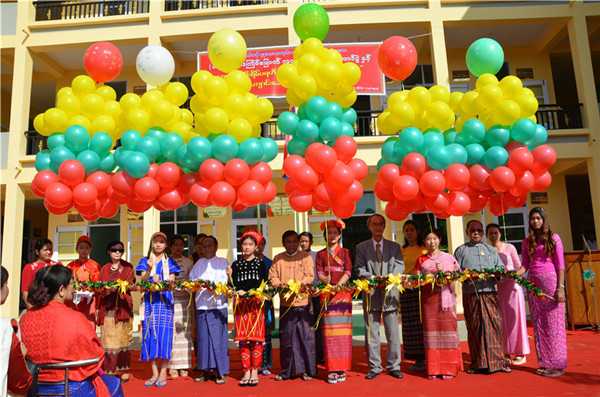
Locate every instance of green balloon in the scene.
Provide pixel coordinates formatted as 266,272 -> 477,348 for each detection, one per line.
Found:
319,117 -> 342,142
211,134 -> 238,163
510,118 -> 536,142
187,136 -> 212,164
286,137 -> 309,156
328,102 -> 343,120
381,140 -> 396,162
124,151 -> 150,178
525,124 -> 548,150
177,146 -> 200,171
341,108 -> 357,125
35,150 -> 52,172
145,126 -> 166,140
427,145 -> 452,170
485,125 -> 510,147
114,148 -> 132,168
296,119 -> 320,144
50,146 -> 75,168
421,132 -> 444,157
447,143 -> 468,165
77,150 -> 101,174
297,103 -> 308,120
466,38 -> 504,77
47,133 -> 65,151
159,132 -> 185,160
98,153 -> 116,173
305,96 -> 329,124
277,111 -> 300,135
483,146 -> 508,169
340,122 -> 355,138
136,136 -> 161,162
465,143 -> 485,165
89,132 -> 113,155
376,158 -> 392,172
64,124 -> 89,154
260,138 -> 279,163
207,133 -> 220,142
462,119 -> 486,143
384,136 -> 398,144
293,3 -> 330,41
399,127 -> 424,153
121,130 -> 142,151
238,138 -> 264,165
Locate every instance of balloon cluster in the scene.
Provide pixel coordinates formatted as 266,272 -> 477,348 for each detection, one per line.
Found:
282,137 -> 368,219
277,96 -> 358,156
276,38 -> 361,109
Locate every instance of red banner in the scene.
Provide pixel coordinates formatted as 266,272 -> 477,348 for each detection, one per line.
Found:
198,44 -> 384,97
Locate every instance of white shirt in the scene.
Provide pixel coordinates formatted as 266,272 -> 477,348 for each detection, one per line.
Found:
189,256 -> 229,310
372,238 -> 384,254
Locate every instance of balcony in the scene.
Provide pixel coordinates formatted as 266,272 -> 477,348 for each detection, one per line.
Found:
33,1 -> 150,21
164,0 -> 287,12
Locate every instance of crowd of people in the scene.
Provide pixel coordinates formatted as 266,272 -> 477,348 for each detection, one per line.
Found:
1,207 -> 569,396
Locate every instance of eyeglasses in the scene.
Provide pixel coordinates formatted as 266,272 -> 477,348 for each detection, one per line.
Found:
469,228 -> 484,233
109,248 -> 125,253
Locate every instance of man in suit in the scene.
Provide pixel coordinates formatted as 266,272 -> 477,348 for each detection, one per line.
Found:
355,214 -> 405,380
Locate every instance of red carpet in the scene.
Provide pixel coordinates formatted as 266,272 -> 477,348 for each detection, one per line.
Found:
122,329 -> 600,396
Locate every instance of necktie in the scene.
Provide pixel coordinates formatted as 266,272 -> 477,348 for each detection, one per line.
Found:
376,242 -> 383,273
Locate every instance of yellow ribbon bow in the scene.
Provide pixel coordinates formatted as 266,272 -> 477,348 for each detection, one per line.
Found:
284,280 -> 301,301
181,281 -> 195,292
115,279 -> 129,294
150,283 -> 161,292
385,273 -> 405,294
459,269 -> 471,283
320,284 -> 335,297
251,280 -> 271,301
353,279 -> 371,299
212,282 -> 231,298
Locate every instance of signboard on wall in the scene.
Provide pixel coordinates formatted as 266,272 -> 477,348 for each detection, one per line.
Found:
198,43 -> 385,97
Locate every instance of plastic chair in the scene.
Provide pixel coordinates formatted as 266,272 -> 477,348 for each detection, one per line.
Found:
30,357 -> 100,397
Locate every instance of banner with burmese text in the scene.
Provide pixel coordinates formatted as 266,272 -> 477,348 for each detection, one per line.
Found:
198,43 -> 384,97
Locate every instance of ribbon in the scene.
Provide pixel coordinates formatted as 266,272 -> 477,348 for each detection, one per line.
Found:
353,279 -> 371,299
116,279 -> 129,295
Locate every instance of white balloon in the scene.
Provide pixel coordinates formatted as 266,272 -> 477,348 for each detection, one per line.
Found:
136,45 -> 175,87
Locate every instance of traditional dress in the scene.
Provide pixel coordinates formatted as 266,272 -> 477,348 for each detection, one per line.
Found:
521,235 -> 567,371
415,252 -> 464,376
454,242 -> 505,373
1,318 -> 32,396
189,256 -> 230,377
21,260 -> 61,294
67,258 -> 102,327
400,245 -> 427,361
268,250 -> 316,379
97,260 -> 135,376
495,242 -> 530,356
309,250 -> 324,364
135,256 -> 181,361
231,257 -> 267,371
169,256 -> 195,371
260,256 -> 275,372
20,301 -> 123,397
315,245 -> 353,373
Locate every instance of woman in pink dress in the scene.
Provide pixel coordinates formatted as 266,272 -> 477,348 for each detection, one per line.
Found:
486,223 -> 530,366
516,207 -> 567,378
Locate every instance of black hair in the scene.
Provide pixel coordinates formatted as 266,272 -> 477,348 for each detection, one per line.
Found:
202,236 -> 218,246
402,220 -> 424,248
106,240 -> 124,252
486,223 -> 502,235
423,228 -> 442,241
27,265 -> 72,307
299,232 -> 313,242
282,230 -> 299,244
170,234 -> 186,247
1,266 -> 8,288
34,238 -> 53,258
466,219 -> 483,231
367,213 -> 386,227
194,233 -> 208,245
322,225 -> 342,239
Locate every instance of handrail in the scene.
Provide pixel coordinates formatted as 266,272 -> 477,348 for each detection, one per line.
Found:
33,1 -> 150,21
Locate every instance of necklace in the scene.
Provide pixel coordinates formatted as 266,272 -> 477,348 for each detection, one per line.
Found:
427,250 -> 441,261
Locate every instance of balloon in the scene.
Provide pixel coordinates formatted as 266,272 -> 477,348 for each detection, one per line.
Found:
77,150 -> 101,174
469,164 -> 492,191
504,192 -> 528,208
277,111 -> 300,135
319,117 -> 342,142
293,3 -> 329,41
208,28 -> 247,73
260,138 -> 279,163
34,150 -> 52,172
186,136 -> 212,164
84,42 -> 123,83
427,145 -> 451,170
32,170 -> 59,197
532,171 -> 552,191
44,200 -> 72,215
136,45 -> 175,86
510,118 -> 537,142
47,133 -> 65,151
531,145 -> 557,172
346,180 -> 363,203
282,155 -> 307,179
446,143 -> 468,165
164,82 -> 189,106
407,86 -> 432,113
379,164 -> 400,187
296,119 -> 320,144
86,171 -> 111,195
461,119 -> 486,143
97,196 -> 120,218
421,131 -> 444,157
45,182 -> 73,208
332,201 -> 356,219
136,137 -> 161,162
489,166 -> 516,193
398,127 -> 423,153
424,192 -> 449,213
447,191 -> 471,216
525,124 -> 548,150
210,181 -> 236,207
50,146 -> 76,168
248,162 -> 272,186
444,164 -> 470,191
401,153 -> 427,179
325,164 -> 354,191
485,125 -> 510,148
58,159 -> 86,187
487,194 -> 510,216
378,36 -> 417,81
89,132 -> 113,154
190,183 -> 212,207
160,132 -> 185,161
305,96 -> 329,124
111,171 -> 136,197
496,100 -> 521,126
393,175 -> 419,201
123,151 -> 149,178
72,183 -> 98,207
331,136 -> 356,164
71,75 -> 96,99
126,197 -> 153,213
419,171 -> 445,197
238,180 -> 265,207
347,158 -> 368,181
507,147 -> 534,175
289,189 -> 314,213
121,129 -> 143,151
156,187 -> 184,211
133,177 -> 160,202
286,137 -> 310,157
212,134 -> 239,163
465,143 -> 486,165
483,146 -> 509,169
223,159 -> 250,186
64,124 -> 90,154
310,145 -> 337,174
465,38 -> 504,77
156,162 -> 182,188
510,170 -> 534,196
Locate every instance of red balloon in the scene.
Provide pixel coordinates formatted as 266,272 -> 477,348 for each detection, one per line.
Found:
394,198 -> 415,213
401,153 -> 427,179
134,177 -> 160,202
210,181 -> 236,207
58,159 -> 86,187
464,186 -> 488,212
231,199 -> 247,213
434,211 -> 450,219
199,159 -> 224,186
249,162 -> 273,186
156,162 -> 182,188
111,171 -> 136,196
294,165 -> 319,190
420,171 -> 446,197
178,173 -> 198,194
238,180 -> 265,207
261,182 -> 278,204
157,187 -> 184,210
311,146 -> 337,174
333,136 -> 358,163
84,42 -> 123,83
346,180 -> 364,203
393,175 -> 419,201
332,201 -> 356,219
531,145 -> 557,173
44,200 -> 72,215
413,193 -> 427,213
223,159 -> 250,186
81,212 -> 100,222
378,36 -> 418,81
45,182 -> 73,208
469,164 -> 492,191
73,182 -> 99,207
75,199 -> 100,217
305,143 -> 324,162
190,183 -> 212,207
127,197 -> 153,213
424,192 -> 449,213
289,189 -> 313,213
313,202 -> 329,213
507,148 -> 534,175
374,180 -> 395,202
379,164 -> 400,187
284,180 -> 298,197
504,141 -> 527,155
444,164 -> 470,191
108,186 -> 130,205
447,191 -> 471,216
314,183 -> 332,207
532,171 -> 552,191
282,155 -> 307,179
325,164 -> 354,191
147,163 -> 159,178
97,196 -> 119,218
384,201 -> 407,221
347,158 -> 368,181
86,171 -> 111,196
489,166 -> 516,193
510,170 -> 534,196
32,170 -> 60,198
487,194 -> 510,216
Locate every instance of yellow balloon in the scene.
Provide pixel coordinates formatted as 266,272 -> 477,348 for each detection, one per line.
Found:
141,89 -> 165,110
152,100 -> 175,124
459,91 -> 480,115
387,91 -> 406,108
294,75 -> 317,100
286,89 -> 303,107
454,115 -> 475,133
426,101 -> 452,126
103,100 -> 122,119
126,108 -> 151,133
44,108 -> 69,133
69,115 -> 92,133
527,114 -> 537,124
498,76 -> 523,99
92,115 -> 116,135
477,84 -> 503,110
413,114 -> 431,131
519,87 -> 535,97
171,121 -> 192,139
181,109 -> 194,125
299,53 -> 321,76
250,97 -> 274,124
320,49 -> 343,66
495,100 -> 521,125
475,73 -> 498,91
515,94 -> 538,117
222,94 -> 248,120
204,107 -> 229,134
377,111 -> 397,135
225,70 -> 252,95
251,122 -> 262,139
301,38 -> 324,56
208,28 -> 247,73
194,116 -> 210,137
448,91 -> 464,113
165,82 -> 189,106
191,70 -> 213,94
338,89 -> 357,108
33,114 -> 50,136
190,94 -> 212,115
56,87 -> 74,100
276,64 -> 299,89
407,86 -> 431,113
95,85 -> 117,102
440,111 -> 456,132
57,94 -> 81,118
203,76 -> 228,105
227,118 -> 253,143
293,45 -> 303,61
389,101 -> 415,128
71,75 -> 96,99
81,93 -> 105,120
120,93 -> 142,113
317,62 -> 341,90
429,85 -> 450,104
340,62 -> 361,87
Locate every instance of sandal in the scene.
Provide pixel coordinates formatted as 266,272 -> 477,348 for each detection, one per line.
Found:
337,373 -> 346,382
542,369 -> 564,378
442,375 -> 454,381
179,370 -> 188,377
144,378 -> 158,387
215,376 -> 227,385
301,373 -> 313,381
499,366 -> 513,373
120,374 -> 130,383
259,369 -> 271,376
169,369 -> 179,378
535,368 -> 547,376
427,375 -> 438,380
503,355 -> 513,366
327,373 -> 338,384
465,368 -> 478,375
248,378 -> 259,387
194,372 -> 213,383
155,380 -> 167,387
239,378 -> 250,387
274,374 -> 286,381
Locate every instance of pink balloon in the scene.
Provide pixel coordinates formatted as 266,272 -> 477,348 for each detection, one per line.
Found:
178,173 -> 198,194
347,158 -> 368,181
487,194 -> 510,216
333,136 -> 358,163
489,166 -> 516,193
284,180 -> 297,197
314,183 -> 332,207
75,200 -> 100,216
84,41 -> 123,83
393,175 -> 419,201
419,171 -> 446,197
444,164 -> 470,191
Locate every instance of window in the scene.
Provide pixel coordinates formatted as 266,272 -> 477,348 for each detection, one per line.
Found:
160,203 -> 215,257
403,214 -> 450,252
105,81 -> 127,100
170,76 -> 193,109
54,227 -> 87,263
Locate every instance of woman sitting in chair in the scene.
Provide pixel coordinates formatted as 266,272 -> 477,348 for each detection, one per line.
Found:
20,265 -> 123,397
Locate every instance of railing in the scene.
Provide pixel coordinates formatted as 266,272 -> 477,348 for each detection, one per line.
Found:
33,1 -> 149,21
164,0 -> 287,11
535,104 -> 583,131
25,130 -> 47,155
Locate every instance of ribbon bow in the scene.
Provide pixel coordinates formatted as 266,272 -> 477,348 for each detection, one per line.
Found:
212,282 -> 231,298
284,280 -> 301,301
251,280 -> 271,301
385,273 -> 404,294
353,279 -> 371,298
115,279 -> 129,294
320,284 -> 335,297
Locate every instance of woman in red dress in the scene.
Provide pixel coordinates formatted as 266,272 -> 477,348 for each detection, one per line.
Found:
66,236 -> 101,328
21,238 -> 62,310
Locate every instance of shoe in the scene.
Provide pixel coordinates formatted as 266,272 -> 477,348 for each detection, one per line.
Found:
389,370 -> 404,379
259,369 -> 271,376
542,369 -> 564,378
442,375 -> 454,381
365,371 -> 379,380
120,375 -> 130,383
301,373 -> 312,381
179,370 -> 188,377
499,366 -> 512,373
427,375 -> 438,380
169,369 -> 179,378
248,378 -> 259,387
216,376 -> 227,385
144,378 -> 158,387
337,373 -> 346,382
155,380 -> 167,387
327,373 -> 338,384
465,368 -> 478,374
274,374 -> 287,381
535,367 -> 547,376
194,371 -> 213,383
512,356 -> 526,365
